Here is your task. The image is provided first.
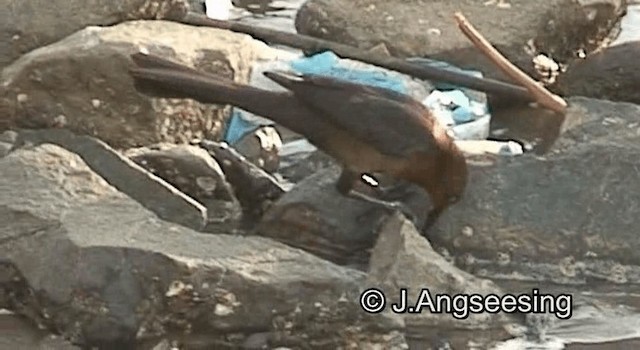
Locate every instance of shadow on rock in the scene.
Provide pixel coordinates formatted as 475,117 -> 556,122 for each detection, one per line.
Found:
198,140 -> 287,225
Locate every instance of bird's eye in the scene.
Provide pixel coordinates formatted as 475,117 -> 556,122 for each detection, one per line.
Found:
449,195 -> 460,204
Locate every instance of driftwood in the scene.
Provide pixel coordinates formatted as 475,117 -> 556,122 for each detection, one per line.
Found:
178,12 -> 533,102
454,13 -> 568,113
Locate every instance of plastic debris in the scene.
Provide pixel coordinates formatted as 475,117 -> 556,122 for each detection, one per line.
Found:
290,51 -> 417,95
223,51 -> 430,145
204,0 -> 232,20
455,140 -> 524,156
408,57 -> 491,140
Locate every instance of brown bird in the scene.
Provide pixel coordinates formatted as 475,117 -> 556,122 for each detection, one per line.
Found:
128,52 -> 468,233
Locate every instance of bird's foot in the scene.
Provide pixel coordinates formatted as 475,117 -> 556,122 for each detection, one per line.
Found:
383,201 -> 417,224
362,196 -> 417,223
348,190 -> 417,223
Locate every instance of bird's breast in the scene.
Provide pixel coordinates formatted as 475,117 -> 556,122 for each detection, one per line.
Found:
319,128 -> 408,175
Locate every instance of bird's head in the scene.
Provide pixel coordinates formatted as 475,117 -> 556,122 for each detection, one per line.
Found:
419,147 -> 468,231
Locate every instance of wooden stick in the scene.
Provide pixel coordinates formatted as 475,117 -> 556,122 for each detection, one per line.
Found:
177,12 -> 533,101
454,12 -> 568,113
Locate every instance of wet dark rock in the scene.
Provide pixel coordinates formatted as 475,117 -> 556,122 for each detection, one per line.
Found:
0,0 -> 189,69
13,128 -> 207,231
368,214 -> 513,329
555,41 -> 640,104
1,20 -> 279,148
295,0 -> 626,106
0,143 -> 365,347
430,97 -> 640,275
125,143 -> 242,228
256,165 -> 431,268
198,140 -> 287,223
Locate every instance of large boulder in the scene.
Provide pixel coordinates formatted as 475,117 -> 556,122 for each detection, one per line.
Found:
0,0 -> 189,70
368,214 -> 513,330
554,41 -> 640,104
295,0 -> 626,93
0,143 -> 365,348
13,128 -> 208,231
429,97 -> 640,282
256,164 -> 431,268
1,20 -> 284,149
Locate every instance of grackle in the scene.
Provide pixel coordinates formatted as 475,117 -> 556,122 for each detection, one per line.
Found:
128,52 -> 468,234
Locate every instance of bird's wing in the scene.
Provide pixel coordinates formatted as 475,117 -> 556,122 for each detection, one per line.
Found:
264,71 -> 444,158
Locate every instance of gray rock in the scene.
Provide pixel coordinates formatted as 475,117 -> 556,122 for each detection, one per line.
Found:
0,0 -> 189,70
125,143 -> 243,229
0,312 -> 80,350
555,41 -> 640,105
0,143 -> 365,347
0,130 -> 18,158
429,97 -> 640,279
256,165 -> 431,268
295,0 -> 625,102
14,128 -> 207,231
367,214 -> 512,330
1,20 -> 281,149
555,97 -> 640,149
0,143 -> 12,158
0,130 -> 18,144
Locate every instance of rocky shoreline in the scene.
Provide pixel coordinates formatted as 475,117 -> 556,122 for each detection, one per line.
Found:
2,0 -> 640,349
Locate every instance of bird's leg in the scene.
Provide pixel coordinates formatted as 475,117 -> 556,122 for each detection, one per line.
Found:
336,169 -> 417,222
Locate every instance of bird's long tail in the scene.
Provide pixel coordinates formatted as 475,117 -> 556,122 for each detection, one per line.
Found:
128,52 -> 311,125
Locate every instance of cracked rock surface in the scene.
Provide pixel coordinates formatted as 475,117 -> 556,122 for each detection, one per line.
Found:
0,143 -> 364,348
